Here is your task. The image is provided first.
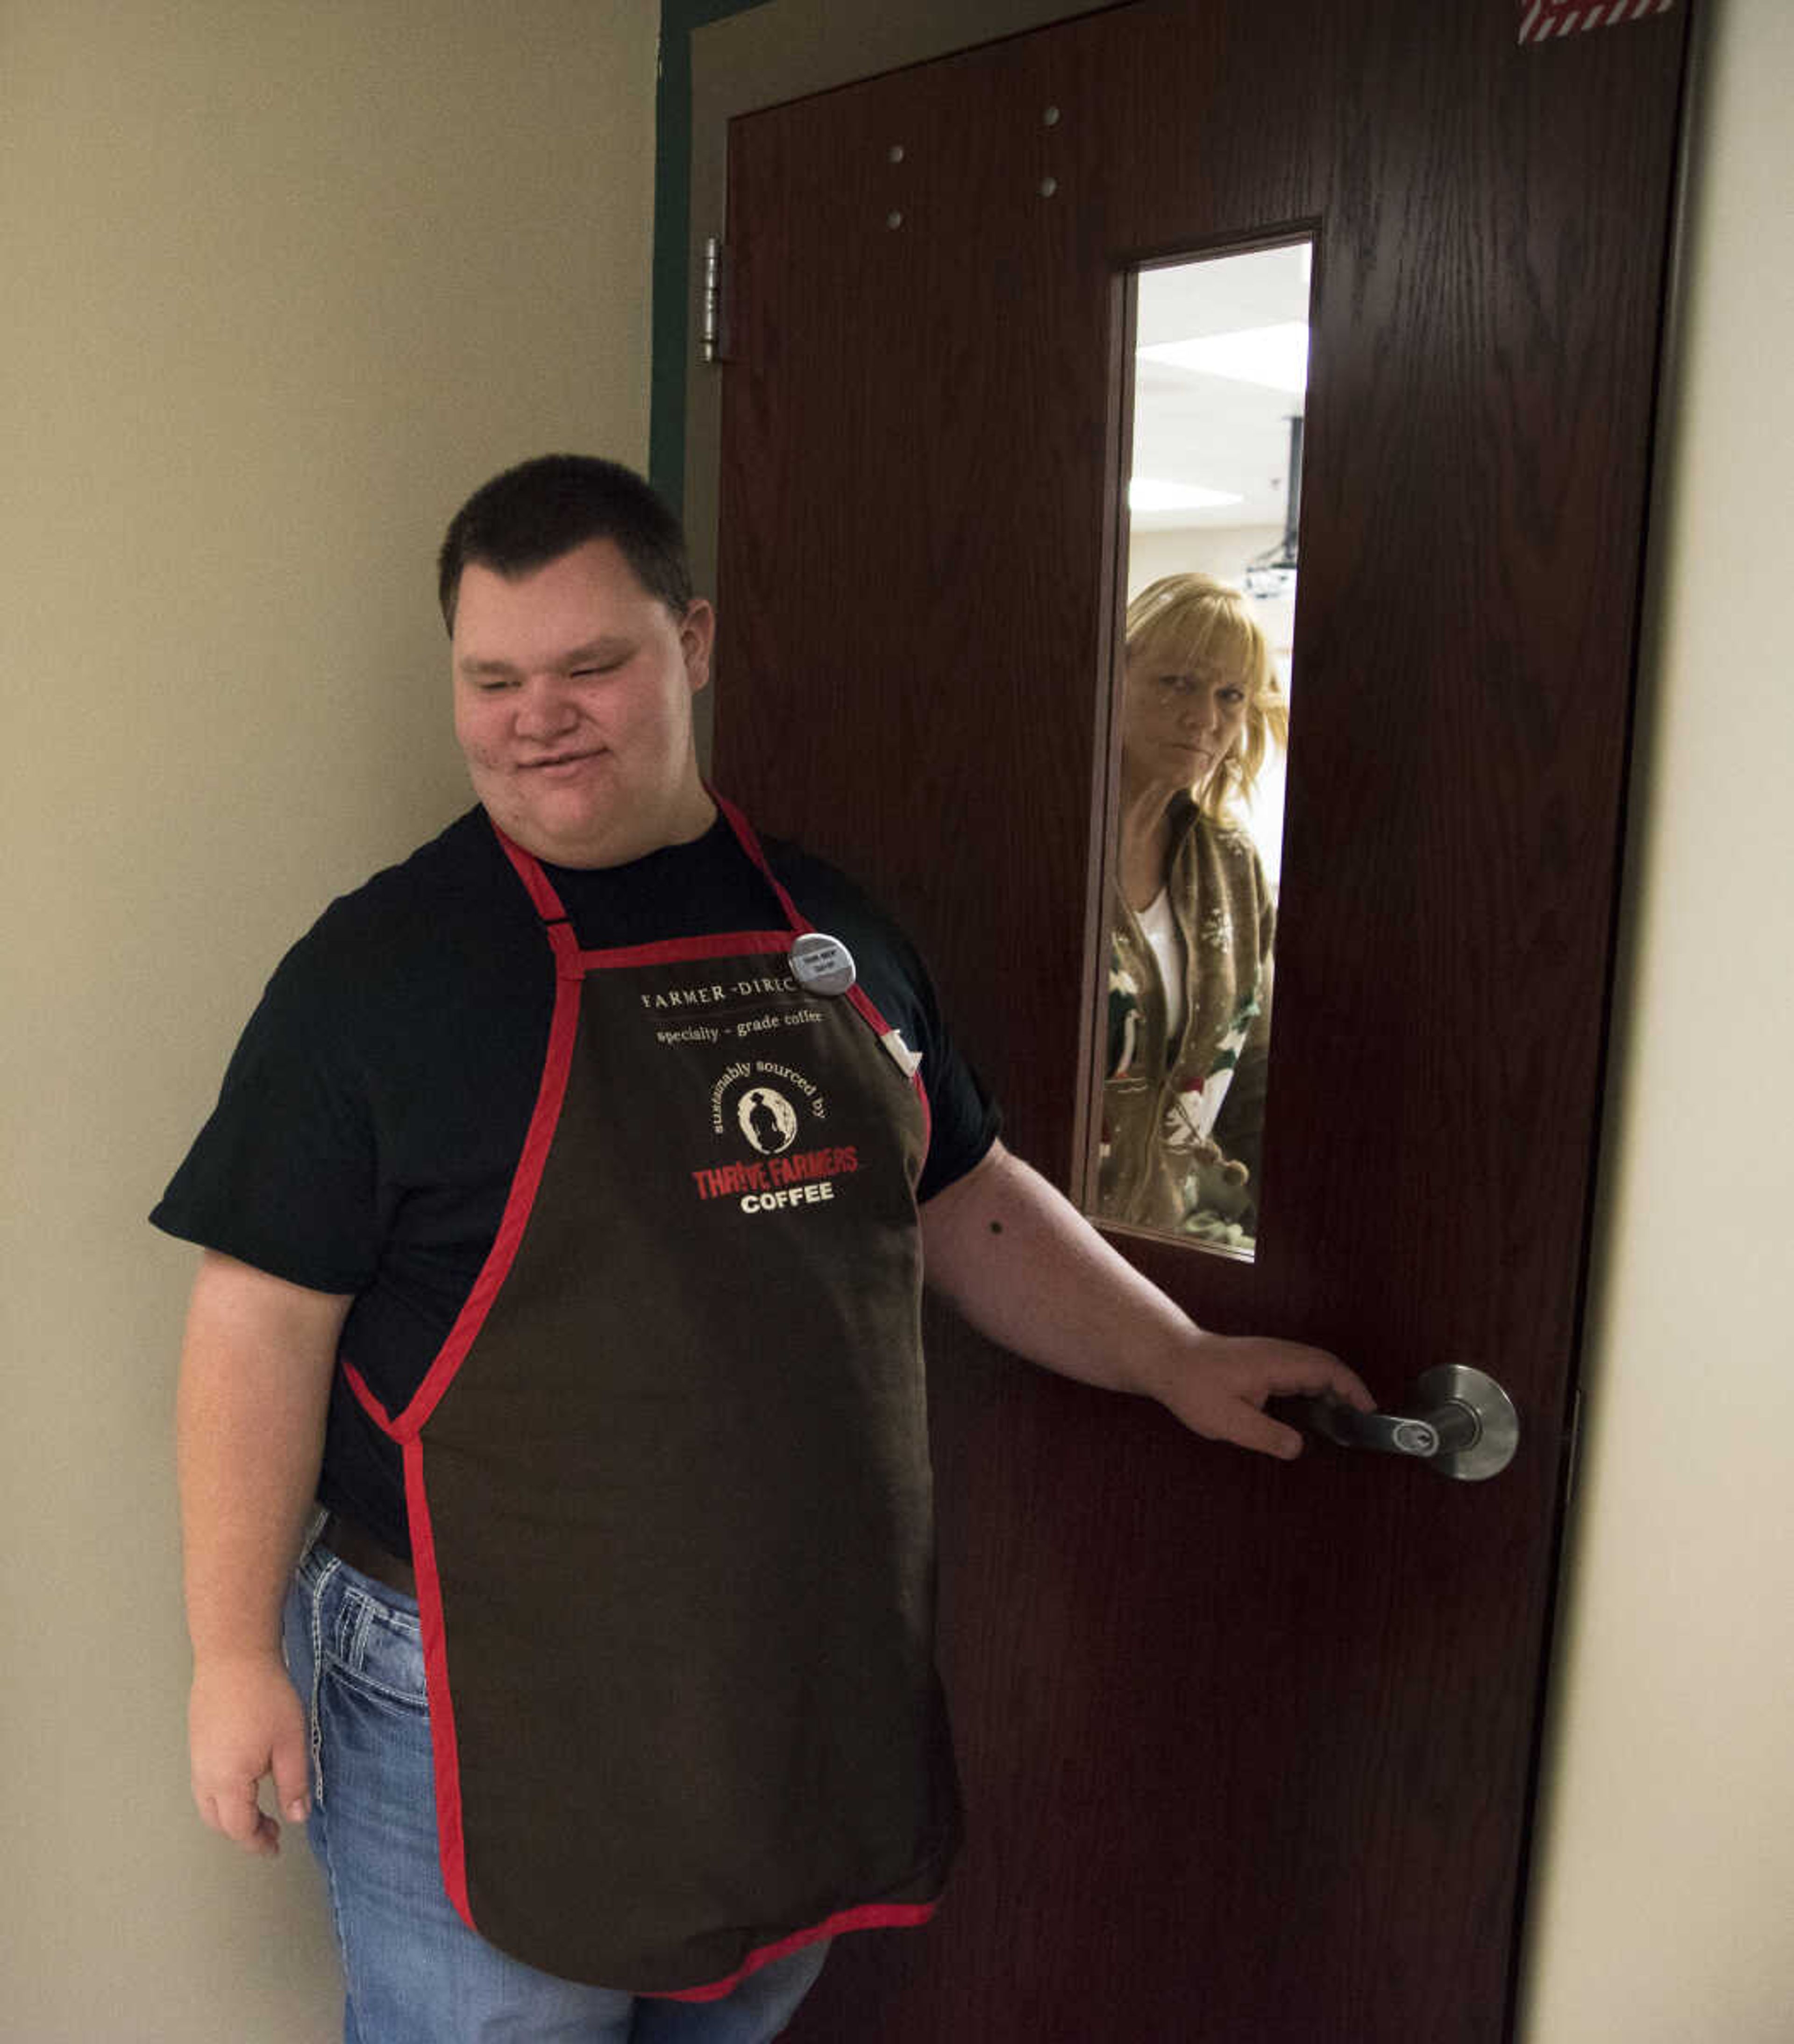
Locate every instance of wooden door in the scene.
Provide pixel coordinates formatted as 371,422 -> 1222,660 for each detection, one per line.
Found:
712,4 -> 1691,2037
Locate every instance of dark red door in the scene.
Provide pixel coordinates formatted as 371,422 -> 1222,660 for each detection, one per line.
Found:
713,4 -> 1691,2036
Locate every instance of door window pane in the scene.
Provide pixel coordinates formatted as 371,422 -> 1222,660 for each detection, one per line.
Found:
1089,239 -> 1311,1261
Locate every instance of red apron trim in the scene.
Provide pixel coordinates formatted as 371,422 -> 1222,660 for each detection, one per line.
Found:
341,1357 -> 394,1434
572,929 -> 797,972
390,958 -> 585,1438
486,803 -> 804,952
546,920 -> 583,980
403,1434 -> 476,1933
652,1900 -> 940,2003
704,795 -> 931,1136
712,794 -> 920,1047
488,805 -> 909,1030
703,793 -> 929,1136
399,808 -> 927,1444
491,823 -> 570,923
708,790 -> 814,936
395,801 -> 946,1980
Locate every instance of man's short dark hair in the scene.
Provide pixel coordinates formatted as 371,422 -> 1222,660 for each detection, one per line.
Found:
436,454 -> 692,630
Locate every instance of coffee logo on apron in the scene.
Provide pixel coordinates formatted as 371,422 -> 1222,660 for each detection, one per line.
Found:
739,1086 -> 799,1156
694,1059 -> 860,1214
710,1058 -> 825,1135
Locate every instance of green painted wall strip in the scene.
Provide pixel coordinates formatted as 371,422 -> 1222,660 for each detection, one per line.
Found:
650,0 -> 769,510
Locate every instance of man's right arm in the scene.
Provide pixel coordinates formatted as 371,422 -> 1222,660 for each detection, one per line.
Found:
176,1250 -> 352,1858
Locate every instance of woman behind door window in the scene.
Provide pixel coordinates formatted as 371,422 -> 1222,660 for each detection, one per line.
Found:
1099,573 -> 1288,1250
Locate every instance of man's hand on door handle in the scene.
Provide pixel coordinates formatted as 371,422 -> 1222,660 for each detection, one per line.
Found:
918,1138 -> 1373,1457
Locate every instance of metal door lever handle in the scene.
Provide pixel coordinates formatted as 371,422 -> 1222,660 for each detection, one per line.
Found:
1296,1364 -> 1520,1482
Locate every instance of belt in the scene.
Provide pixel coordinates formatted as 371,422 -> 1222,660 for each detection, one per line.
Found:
319,1511 -> 418,1597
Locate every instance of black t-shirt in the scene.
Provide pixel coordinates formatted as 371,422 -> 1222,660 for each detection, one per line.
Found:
153,806 -> 999,1554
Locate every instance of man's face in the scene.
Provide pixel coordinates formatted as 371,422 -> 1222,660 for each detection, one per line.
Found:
451,539 -> 714,868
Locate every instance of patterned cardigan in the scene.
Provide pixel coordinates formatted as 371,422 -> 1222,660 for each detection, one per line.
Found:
1098,796 -> 1275,1248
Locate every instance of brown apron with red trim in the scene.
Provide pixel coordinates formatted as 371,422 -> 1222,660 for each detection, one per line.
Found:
344,797 -> 960,1995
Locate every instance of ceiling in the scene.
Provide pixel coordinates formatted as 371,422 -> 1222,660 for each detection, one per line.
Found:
1129,238 -> 1310,532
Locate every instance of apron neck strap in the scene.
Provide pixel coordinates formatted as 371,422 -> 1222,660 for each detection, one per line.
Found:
486,793 -> 812,939
707,787 -> 815,936
490,821 -> 572,925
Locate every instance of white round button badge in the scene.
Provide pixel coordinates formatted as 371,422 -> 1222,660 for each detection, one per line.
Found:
789,931 -> 857,997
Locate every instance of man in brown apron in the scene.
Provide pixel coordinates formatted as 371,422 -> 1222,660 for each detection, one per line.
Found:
161,456 -> 1370,2041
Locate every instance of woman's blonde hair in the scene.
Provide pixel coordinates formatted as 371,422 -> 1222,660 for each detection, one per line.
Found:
1124,573 -> 1289,822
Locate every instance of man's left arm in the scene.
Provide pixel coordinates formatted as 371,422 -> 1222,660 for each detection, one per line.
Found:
918,1139 -> 1373,1458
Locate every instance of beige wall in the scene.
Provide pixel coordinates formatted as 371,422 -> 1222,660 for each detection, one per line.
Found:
0,4 -> 657,2037
1521,0 -> 1794,2035
1124,521 -> 1284,598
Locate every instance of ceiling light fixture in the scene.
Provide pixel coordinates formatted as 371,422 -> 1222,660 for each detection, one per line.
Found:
1137,321 -> 1310,395
1128,478 -> 1244,513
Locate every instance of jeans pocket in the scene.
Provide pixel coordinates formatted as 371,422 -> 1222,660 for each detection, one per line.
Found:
327,1571 -> 428,1715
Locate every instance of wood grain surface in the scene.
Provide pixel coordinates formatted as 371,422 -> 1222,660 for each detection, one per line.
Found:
716,2 -> 1691,2035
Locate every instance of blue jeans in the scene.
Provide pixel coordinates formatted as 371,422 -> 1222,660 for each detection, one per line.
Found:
282,1541 -> 829,2043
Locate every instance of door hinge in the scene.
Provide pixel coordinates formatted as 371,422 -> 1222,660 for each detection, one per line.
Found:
701,235 -> 730,365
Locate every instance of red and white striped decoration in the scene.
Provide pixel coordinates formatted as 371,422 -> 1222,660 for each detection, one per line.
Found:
1519,0 -> 1677,43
